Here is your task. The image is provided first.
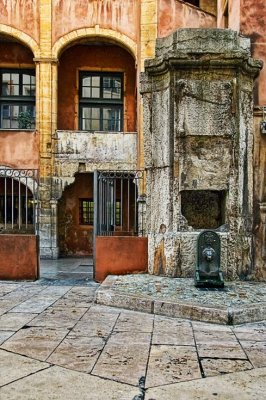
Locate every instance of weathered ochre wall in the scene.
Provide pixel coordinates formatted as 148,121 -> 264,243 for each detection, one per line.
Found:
58,173 -> 94,256
0,235 -> 39,280
0,132 -> 39,169
0,42 -> 38,169
52,0 -> 139,45
240,0 -> 266,106
0,0 -> 40,43
95,236 -> 148,282
58,45 -> 136,132
239,0 -> 266,279
158,0 -> 216,38
0,42 -> 34,65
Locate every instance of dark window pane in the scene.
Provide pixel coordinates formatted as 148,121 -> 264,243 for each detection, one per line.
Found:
79,199 -> 94,224
103,108 -> 121,131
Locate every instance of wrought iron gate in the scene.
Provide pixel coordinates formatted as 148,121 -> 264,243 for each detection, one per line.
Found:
0,168 -> 39,234
93,170 -> 144,237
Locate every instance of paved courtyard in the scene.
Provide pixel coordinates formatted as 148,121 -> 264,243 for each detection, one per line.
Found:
0,280 -> 266,399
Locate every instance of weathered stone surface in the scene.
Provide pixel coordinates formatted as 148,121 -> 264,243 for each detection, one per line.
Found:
0,365 -> 141,400
201,358 -> 253,377
55,131 -> 137,170
142,29 -> 262,280
1,327 -> 68,361
96,289 -> 153,313
28,306 -> 88,329
145,367 -> 266,400
153,316 -> 194,345
240,341 -> 266,367
154,300 -> 229,324
0,349 -> 49,387
92,331 -> 151,386
0,313 -> 37,331
0,330 -> 15,345
197,342 -> 247,359
145,345 -> 201,387
47,335 -> 105,373
114,311 -> 154,333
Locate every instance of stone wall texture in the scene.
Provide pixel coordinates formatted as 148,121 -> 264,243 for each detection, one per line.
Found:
141,29 -> 263,280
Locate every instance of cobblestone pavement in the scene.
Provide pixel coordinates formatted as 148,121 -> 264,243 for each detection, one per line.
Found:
0,280 -> 266,399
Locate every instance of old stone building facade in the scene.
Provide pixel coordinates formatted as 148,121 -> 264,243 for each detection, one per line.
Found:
0,0 -> 265,281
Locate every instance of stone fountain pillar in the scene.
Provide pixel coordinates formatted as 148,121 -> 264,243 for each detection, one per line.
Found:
140,29 -> 262,280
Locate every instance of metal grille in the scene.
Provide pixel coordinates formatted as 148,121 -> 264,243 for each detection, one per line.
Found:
0,168 -> 39,234
94,170 -> 144,236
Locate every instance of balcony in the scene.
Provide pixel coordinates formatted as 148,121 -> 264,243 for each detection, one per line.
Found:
54,130 -> 138,172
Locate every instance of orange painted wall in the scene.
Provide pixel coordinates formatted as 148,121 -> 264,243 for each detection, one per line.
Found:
240,0 -> 266,106
58,44 -> 136,132
0,234 -> 39,280
0,0 -> 39,44
58,173 -> 94,256
0,43 -> 38,169
0,131 -> 39,169
158,0 -> 216,38
95,236 -> 148,282
52,0 -> 139,44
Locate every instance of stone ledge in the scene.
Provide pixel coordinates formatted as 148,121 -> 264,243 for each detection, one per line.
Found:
95,275 -> 266,325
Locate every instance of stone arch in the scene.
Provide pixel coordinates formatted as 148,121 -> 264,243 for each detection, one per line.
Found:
52,27 -> 137,60
0,24 -> 40,57
0,165 -> 38,195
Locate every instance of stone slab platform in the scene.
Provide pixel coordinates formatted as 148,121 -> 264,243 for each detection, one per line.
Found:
96,275 -> 266,325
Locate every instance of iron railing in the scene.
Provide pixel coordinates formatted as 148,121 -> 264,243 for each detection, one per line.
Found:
0,168 -> 39,234
94,170 -> 144,236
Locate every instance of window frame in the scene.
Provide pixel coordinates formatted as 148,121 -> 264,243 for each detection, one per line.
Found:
79,71 -> 123,132
0,68 -> 36,130
79,198 -> 94,225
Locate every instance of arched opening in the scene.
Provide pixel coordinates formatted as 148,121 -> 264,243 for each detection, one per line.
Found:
58,173 -> 94,257
0,175 -> 37,233
57,38 -> 136,133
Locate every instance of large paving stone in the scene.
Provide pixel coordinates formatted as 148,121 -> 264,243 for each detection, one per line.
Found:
197,342 -> 247,359
153,316 -> 194,345
10,286 -> 70,313
201,358 -> 253,377
233,324 -> 266,341
0,312 -> 37,330
0,283 -> 22,296
92,331 -> 151,386
145,367 -> 266,400
240,341 -> 266,367
0,349 -> 49,387
73,310 -> 119,338
0,330 -> 15,345
0,365 -> 141,400
52,286 -> 96,308
145,345 -> 201,388
1,326 -> 69,361
114,311 -> 154,333
28,306 -> 88,329
47,335 -> 105,373
193,326 -> 236,344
